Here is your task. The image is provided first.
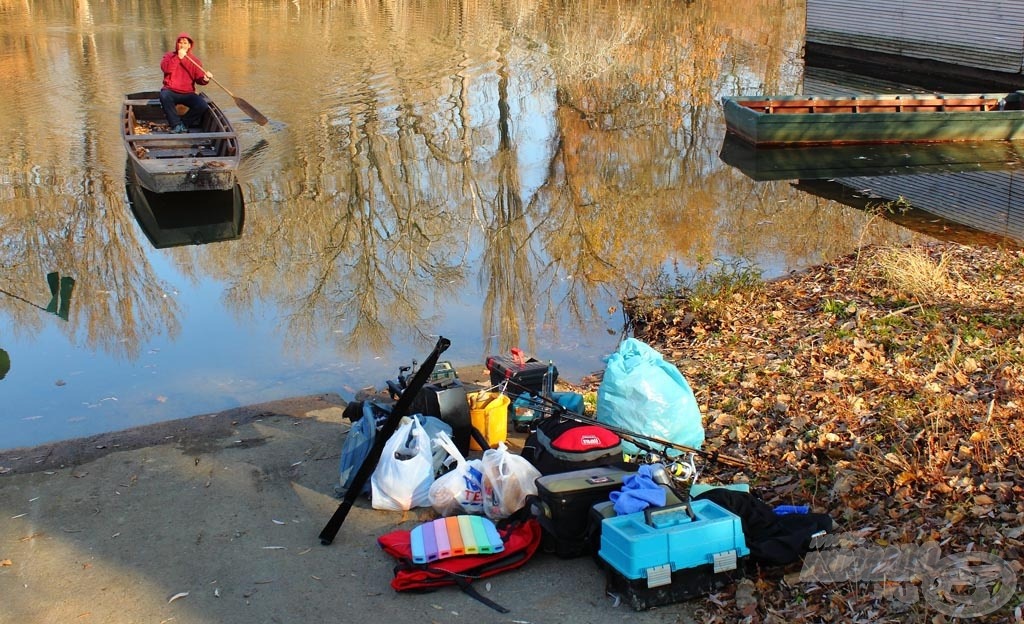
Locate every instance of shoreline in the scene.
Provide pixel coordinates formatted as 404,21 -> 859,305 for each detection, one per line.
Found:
0,393 -> 346,476
3,242 -> 1020,622
0,362 -> 525,476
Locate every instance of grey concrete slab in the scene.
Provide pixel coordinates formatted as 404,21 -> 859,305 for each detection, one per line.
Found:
0,395 -> 699,624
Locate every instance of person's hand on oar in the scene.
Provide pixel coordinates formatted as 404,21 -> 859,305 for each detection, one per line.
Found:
174,37 -> 211,80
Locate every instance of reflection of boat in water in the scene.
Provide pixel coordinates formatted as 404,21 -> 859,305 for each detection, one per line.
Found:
721,91 -> 1024,147
795,173 -> 1024,248
720,135 -> 1024,181
122,91 -> 240,193
126,178 -> 245,248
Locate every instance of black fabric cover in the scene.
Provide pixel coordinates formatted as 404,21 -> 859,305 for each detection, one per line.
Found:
693,488 -> 832,566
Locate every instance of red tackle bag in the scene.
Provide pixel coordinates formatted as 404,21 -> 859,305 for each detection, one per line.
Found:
377,516 -> 542,613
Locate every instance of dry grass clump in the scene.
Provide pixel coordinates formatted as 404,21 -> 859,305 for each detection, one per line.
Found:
869,246 -> 954,303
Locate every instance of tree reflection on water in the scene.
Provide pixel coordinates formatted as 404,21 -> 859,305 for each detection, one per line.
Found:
0,0 -> 927,446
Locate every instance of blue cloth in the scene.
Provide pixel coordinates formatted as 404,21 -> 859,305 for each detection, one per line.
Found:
610,465 -> 667,515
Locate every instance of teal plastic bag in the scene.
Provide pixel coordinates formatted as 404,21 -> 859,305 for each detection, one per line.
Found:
595,338 -> 704,456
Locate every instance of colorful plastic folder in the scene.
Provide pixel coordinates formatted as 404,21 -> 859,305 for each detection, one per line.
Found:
409,516 -> 504,563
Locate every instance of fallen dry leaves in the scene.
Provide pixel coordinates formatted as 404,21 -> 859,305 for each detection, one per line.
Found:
619,242 -> 1024,623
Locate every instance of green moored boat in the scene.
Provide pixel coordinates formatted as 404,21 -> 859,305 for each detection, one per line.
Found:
721,92 -> 1024,147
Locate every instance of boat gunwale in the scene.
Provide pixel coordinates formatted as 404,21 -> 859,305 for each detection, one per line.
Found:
723,92 -> 1022,117
720,91 -> 1024,147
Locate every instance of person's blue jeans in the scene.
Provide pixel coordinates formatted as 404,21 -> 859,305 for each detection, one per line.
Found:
159,89 -> 209,128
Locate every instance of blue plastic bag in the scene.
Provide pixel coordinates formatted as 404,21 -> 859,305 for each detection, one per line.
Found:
511,391 -> 586,432
595,338 -> 704,456
338,402 -> 380,496
552,391 -> 585,414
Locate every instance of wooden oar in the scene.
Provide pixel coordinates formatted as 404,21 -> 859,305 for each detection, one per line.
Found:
184,55 -> 268,126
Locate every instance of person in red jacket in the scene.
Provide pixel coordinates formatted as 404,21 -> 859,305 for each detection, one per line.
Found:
159,32 -> 213,133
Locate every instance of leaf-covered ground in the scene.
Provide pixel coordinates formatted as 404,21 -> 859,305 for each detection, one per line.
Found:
605,243 -> 1024,623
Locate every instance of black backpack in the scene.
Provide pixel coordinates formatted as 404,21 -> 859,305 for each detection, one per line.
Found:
521,417 -> 624,475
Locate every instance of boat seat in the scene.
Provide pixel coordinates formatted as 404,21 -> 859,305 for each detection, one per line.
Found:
125,131 -> 235,142
142,146 -> 221,159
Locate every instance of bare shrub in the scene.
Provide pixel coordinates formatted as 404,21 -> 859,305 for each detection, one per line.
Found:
871,246 -> 953,303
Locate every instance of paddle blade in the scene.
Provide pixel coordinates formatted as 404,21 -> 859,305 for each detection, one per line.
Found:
235,97 -> 268,125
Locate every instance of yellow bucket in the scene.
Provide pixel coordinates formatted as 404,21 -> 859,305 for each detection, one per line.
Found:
468,391 -> 510,450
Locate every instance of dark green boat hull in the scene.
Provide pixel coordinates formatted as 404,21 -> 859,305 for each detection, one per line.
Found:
722,92 -> 1024,147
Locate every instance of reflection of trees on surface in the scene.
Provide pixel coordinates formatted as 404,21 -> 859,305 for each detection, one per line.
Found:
539,0 -> 907,289
538,1 -> 772,297
225,6 -> 477,356
0,0 -> 183,359
1,0 -> 913,363
478,35 -> 542,355
0,166 -> 181,359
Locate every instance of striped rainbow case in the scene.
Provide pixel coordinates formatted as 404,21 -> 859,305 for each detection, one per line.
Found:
409,515 -> 505,563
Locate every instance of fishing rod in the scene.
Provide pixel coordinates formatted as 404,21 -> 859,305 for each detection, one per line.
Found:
498,377 -> 751,469
319,336 -> 451,545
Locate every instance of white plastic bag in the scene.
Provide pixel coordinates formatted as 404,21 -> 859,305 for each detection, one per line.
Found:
411,414 -> 453,476
481,442 -> 541,520
370,417 -> 434,511
428,431 -> 485,516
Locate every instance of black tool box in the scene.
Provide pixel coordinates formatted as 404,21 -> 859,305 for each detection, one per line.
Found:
604,557 -> 747,610
529,466 -> 630,558
485,349 -> 557,398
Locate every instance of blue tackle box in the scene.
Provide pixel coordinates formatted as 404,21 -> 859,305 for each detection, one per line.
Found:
598,499 -> 749,610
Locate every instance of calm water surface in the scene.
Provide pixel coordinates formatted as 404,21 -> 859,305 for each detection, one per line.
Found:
4,1 -> 1013,451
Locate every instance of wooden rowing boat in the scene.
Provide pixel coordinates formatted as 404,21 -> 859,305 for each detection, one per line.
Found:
122,91 -> 240,193
719,134 -> 1024,181
721,91 -> 1024,147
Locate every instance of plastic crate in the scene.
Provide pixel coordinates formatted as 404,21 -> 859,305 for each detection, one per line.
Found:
428,361 -> 459,384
